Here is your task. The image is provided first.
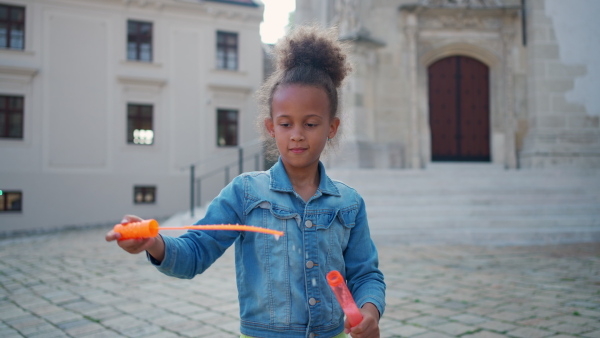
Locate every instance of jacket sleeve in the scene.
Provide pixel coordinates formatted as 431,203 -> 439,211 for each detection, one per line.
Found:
148,175 -> 246,279
343,194 -> 386,317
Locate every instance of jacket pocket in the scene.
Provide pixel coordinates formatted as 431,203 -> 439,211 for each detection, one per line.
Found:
314,205 -> 357,254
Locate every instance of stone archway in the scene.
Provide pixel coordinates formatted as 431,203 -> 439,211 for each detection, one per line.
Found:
401,2 -> 521,169
416,43 -> 502,167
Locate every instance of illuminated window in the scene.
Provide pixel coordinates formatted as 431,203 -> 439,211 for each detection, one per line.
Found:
127,20 -> 152,62
0,4 -> 25,50
217,109 -> 238,146
0,190 -> 22,212
134,186 -> 155,204
216,31 -> 238,70
127,104 -> 154,145
0,95 -> 24,139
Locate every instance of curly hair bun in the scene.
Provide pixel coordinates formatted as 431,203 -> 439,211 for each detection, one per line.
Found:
274,26 -> 351,88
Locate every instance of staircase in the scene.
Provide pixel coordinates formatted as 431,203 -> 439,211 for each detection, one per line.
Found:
328,163 -> 600,246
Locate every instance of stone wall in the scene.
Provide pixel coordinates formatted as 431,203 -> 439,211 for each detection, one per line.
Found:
296,0 -> 599,169
520,0 -> 600,168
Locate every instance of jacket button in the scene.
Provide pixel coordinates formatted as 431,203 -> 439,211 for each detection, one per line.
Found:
305,220 -> 313,228
309,298 -> 317,306
306,261 -> 314,269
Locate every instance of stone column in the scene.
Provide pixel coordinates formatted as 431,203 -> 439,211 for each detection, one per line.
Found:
330,37 -> 382,168
501,14 -> 518,169
404,12 -> 422,169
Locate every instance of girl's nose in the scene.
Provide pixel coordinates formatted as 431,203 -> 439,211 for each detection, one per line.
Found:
291,129 -> 305,141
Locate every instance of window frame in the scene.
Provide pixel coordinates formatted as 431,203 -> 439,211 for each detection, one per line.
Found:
0,190 -> 22,212
216,108 -> 239,147
127,103 -> 154,145
0,4 -> 25,50
216,31 -> 238,70
0,94 -> 24,139
133,186 -> 156,204
127,19 -> 153,62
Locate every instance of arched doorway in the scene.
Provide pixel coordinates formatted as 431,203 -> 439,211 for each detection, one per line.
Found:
428,56 -> 490,162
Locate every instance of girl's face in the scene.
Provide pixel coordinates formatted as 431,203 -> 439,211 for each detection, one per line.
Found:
265,84 -> 340,173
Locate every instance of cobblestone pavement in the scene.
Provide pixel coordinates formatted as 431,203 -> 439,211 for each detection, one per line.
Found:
0,228 -> 599,337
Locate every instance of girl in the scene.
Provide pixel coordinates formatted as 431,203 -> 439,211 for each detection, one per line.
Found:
106,26 -> 385,338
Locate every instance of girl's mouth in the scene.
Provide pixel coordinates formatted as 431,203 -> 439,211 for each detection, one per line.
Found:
290,148 -> 307,153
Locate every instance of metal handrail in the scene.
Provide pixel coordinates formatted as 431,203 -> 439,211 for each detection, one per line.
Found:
189,139 -> 264,218
181,138 -> 263,171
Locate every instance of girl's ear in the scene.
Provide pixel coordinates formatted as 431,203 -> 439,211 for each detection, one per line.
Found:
328,117 -> 340,139
264,118 -> 275,137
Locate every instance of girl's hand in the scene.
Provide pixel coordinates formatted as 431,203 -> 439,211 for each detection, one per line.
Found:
345,303 -> 380,338
105,215 -> 164,259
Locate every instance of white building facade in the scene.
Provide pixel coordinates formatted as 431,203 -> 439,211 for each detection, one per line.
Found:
0,0 -> 264,233
296,0 -> 600,170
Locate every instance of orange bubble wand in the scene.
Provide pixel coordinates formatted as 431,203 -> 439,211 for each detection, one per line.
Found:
327,270 -> 363,328
113,219 -> 284,240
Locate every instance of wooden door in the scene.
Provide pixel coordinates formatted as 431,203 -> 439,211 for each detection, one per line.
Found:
428,56 -> 490,161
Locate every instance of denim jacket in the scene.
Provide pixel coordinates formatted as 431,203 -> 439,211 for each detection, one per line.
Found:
150,159 -> 385,338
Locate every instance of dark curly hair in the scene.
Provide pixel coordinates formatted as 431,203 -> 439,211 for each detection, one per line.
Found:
257,25 -> 352,160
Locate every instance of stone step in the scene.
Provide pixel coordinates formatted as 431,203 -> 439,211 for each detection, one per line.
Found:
363,195 -> 599,206
370,226 -> 600,246
330,167 -> 600,180
333,176 -> 600,190
366,204 -> 600,217
369,216 -> 600,228
327,166 -> 600,245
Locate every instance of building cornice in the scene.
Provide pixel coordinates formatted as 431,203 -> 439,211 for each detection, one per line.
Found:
61,0 -> 263,22
208,83 -> 253,94
401,0 -> 519,10
0,65 -> 39,78
117,75 -> 167,87
204,0 -> 259,8
400,1 -> 520,12
339,27 -> 386,48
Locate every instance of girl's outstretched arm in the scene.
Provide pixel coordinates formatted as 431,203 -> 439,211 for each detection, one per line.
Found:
105,215 -> 165,262
345,302 -> 380,338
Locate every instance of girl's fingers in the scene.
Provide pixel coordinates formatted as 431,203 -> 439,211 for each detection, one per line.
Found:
118,237 -> 155,254
105,230 -> 121,242
117,239 -> 142,253
121,214 -> 143,224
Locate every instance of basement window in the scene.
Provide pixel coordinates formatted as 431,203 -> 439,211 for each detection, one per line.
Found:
134,186 -> 156,204
0,190 -> 22,212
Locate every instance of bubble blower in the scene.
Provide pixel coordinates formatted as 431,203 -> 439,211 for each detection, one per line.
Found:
113,219 -> 284,240
326,270 -> 363,328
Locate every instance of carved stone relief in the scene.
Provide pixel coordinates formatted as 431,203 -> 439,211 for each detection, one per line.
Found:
418,0 -> 505,8
419,13 -> 502,30
335,0 -> 362,36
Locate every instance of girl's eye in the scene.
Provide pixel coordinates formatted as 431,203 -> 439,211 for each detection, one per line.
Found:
306,123 -> 318,128
279,123 -> 290,127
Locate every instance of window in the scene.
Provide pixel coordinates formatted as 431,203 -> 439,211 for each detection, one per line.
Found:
216,31 -> 238,70
0,4 -> 25,50
0,190 -> 22,212
0,95 -> 24,139
127,20 -> 152,62
217,109 -> 238,146
127,104 -> 154,145
134,186 -> 155,204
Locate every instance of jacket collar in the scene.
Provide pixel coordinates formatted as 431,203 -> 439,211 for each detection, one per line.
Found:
269,157 -> 341,197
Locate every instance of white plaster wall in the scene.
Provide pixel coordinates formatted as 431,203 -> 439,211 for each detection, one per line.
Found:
45,12 -> 109,169
169,28 -> 205,170
0,0 -> 264,233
